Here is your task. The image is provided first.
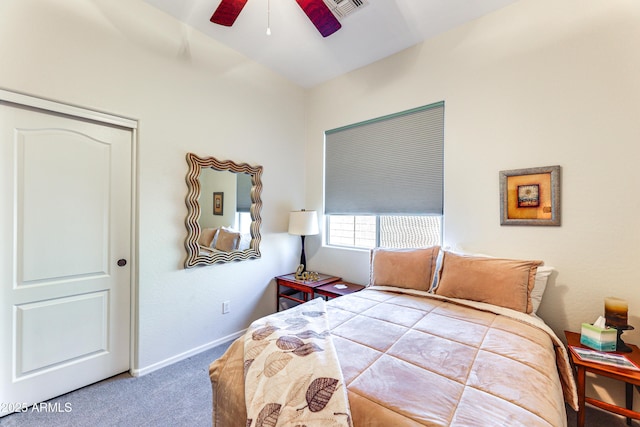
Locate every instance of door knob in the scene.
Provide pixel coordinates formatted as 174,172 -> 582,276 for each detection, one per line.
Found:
117,259 -> 127,267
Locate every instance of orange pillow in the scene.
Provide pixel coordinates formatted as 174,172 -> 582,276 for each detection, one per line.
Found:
434,251 -> 542,313
369,246 -> 440,292
215,228 -> 241,252
198,227 -> 218,247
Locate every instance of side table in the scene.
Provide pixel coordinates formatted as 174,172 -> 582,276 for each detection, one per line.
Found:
275,273 -> 341,311
565,330 -> 640,427
315,281 -> 365,300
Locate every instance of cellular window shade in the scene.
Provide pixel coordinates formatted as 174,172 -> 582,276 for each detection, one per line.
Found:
325,102 -> 444,215
236,173 -> 252,212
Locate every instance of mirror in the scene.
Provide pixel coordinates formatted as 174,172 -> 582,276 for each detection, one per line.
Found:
184,153 -> 263,268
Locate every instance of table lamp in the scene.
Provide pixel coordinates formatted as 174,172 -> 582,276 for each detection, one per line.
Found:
288,209 -> 319,272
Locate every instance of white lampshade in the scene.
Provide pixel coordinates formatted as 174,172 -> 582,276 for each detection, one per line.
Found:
288,210 -> 319,236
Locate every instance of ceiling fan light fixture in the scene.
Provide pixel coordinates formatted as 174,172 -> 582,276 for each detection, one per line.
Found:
211,0 -> 343,38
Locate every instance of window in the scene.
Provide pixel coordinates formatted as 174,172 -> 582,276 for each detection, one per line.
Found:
236,211 -> 252,234
236,172 -> 252,234
327,215 -> 442,249
324,102 -> 444,249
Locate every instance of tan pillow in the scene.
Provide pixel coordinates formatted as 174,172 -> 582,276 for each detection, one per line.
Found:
215,228 -> 241,252
369,246 -> 440,291
434,251 -> 542,313
198,228 -> 218,247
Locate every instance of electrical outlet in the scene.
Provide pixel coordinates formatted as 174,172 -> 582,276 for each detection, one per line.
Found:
222,301 -> 230,314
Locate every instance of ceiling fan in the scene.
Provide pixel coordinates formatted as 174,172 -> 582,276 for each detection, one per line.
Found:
210,0 -> 342,38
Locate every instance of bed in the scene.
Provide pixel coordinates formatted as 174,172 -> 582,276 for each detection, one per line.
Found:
209,247 -> 579,426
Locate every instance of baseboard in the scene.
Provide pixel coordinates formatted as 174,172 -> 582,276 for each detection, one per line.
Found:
130,329 -> 246,377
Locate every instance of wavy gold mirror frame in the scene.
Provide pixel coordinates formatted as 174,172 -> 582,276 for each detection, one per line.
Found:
184,152 -> 263,268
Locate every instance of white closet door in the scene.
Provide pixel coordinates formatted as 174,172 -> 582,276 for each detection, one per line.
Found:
0,98 -> 133,415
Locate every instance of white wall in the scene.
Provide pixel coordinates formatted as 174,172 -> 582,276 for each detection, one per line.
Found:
199,169 -> 237,230
306,0 -> 640,402
307,0 -> 640,407
0,0 -> 306,372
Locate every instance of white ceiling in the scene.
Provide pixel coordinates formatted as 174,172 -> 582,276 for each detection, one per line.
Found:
144,0 -> 521,88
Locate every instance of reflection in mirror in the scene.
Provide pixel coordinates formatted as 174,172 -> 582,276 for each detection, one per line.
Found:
184,153 -> 263,268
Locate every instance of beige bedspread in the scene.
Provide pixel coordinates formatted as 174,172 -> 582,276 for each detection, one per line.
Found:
210,287 -> 578,427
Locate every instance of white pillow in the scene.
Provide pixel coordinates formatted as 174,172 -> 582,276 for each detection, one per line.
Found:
429,248 -> 445,291
531,265 -> 554,313
434,247 -> 553,314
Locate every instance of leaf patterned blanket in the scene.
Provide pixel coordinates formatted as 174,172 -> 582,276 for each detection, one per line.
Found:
243,297 -> 351,427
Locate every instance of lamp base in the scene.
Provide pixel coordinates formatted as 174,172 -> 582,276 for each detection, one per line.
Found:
299,235 -> 307,271
611,325 -> 634,353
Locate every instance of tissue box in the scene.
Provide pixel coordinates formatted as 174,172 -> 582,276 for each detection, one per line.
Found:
580,323 -> 617,352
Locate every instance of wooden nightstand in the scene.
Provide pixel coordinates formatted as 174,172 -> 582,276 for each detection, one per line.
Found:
275,273 -> 341,311
315,281 -> 365,300
565,330 -> 640,427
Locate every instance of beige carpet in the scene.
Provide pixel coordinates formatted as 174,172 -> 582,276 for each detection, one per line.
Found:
566,403 -> 638,427
0,340 -> 233,427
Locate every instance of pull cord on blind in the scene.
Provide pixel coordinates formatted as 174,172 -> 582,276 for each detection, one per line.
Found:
324,101 -> 444,216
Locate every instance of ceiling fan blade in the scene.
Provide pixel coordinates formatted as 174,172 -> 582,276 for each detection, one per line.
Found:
295,0 -> 342,37
210,0 -> 248,27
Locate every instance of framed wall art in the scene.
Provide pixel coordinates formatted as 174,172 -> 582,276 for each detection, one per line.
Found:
499,165 -> 560,226
213,192 -> 224,216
